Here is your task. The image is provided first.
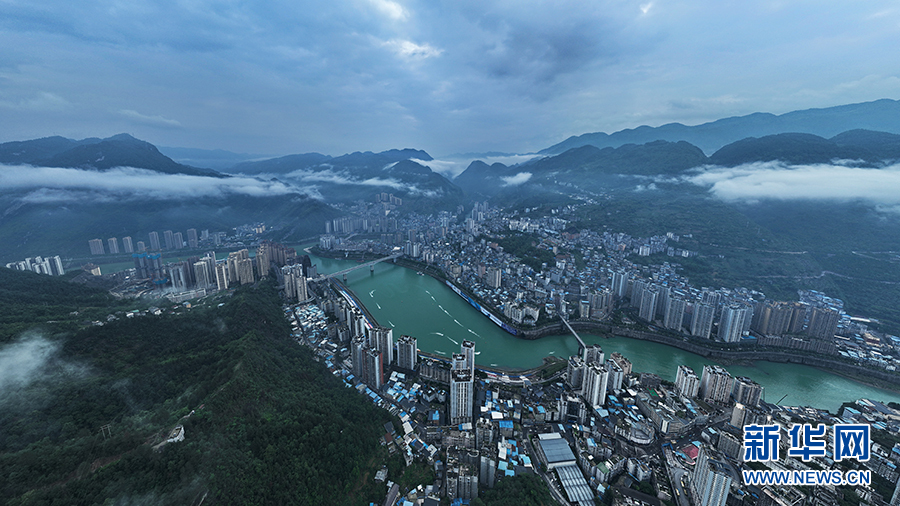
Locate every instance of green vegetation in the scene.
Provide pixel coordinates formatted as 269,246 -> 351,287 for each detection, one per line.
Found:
492,232 -> 555,272
0,268 -> 121,340
0,275 -> 395,505
473,474 -> 555,506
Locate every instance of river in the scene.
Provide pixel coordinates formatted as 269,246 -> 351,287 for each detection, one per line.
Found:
307,250 -> 900,412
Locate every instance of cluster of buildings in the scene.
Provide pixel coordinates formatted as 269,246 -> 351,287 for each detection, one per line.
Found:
5,254 -> 65,276
87,223 -> 271,256
103,238 -> 306,302
288,269 -> 900,506
292,197 -> 900,505
318,199 -> 900,376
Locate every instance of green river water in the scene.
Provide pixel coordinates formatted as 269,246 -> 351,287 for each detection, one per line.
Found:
307,250 -> 900,412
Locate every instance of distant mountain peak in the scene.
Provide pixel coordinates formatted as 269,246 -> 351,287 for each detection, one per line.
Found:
0,133 -> 221,177
541,98 -> 900,155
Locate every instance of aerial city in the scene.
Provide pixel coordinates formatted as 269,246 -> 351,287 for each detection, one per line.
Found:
2,2 -> 900,506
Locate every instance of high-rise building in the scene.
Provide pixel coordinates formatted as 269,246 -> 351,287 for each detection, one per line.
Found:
350,336 -> 367,379
122,236 -> 134,253
227,249 -> 249,283
215,263 -> 229,291
699,365 -> 734,405
295,272 -> 307,301
806,307 -> 840,340
664,296 -> 686,331
590,288 -> 613,319
169,264 -> 187,291
656,285 -> 671,319
397,335 -> 417,371
148,231 -> 161,251
753,301 -> 794,336
136,240 -> 146,252
173,232 -> 183,249
88,239 -> 105,255
368,326 -> 393,365
567,355 -> 585,392
107,237 -> 119,254
450,368 -> 474,425
461,339 -> 476,372
256,243 -> 271,278
692,447 -> 732,506
638,285 -> 658,322
611,270 -> 628,299
731,377 -> 763,407
606,359 -> 624,392
692,302 -> 716,339
237,258 -> 255,285
193,261 -> 211,288
610,352 -> 632,375
186,228 -> 199,249
364,348 -> 384,389
485,267 -> 502,289
50,255 -> 64,276
163,230 -> 175,250
452,353 -> 468,372
675,365 -> 700,399
788,302 -> 807,334
631,280 -> 649,308
584,344 -> 604,365
579,300 -> 591,319
582,363 -> 608,410
718,305 -> 750,343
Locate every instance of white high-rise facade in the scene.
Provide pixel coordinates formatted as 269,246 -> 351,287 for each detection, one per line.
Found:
675,365 -> 700,398
582,363 -> 608,410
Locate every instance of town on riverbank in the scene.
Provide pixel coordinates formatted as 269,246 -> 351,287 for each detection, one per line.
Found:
311,197 -> 900,395
285,262 -> 900,506
43,194 -> 900,505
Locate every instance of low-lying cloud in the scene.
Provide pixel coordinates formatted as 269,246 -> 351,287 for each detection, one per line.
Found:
284,169 -> 433,195
687,161 -> 900,209
501,172 -> 533,186
415,155 -> 543,180
0,165 -> 313,202
0,333 -> 88,405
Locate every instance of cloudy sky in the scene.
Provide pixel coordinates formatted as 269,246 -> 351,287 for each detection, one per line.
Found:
1,1 -> 898,157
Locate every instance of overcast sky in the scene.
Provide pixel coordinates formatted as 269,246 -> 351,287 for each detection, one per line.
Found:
1,1 -> 898,157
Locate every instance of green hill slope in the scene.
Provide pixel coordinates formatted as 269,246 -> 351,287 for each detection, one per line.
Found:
0,275 -> 395,505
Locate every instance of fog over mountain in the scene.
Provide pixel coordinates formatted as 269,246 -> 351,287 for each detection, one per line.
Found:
686,162 -> 900,212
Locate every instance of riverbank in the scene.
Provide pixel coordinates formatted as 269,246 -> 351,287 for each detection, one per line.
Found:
309,247 -> 900,395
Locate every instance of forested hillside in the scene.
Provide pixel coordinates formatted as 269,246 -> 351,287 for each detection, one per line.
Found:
0,274 -> 396,505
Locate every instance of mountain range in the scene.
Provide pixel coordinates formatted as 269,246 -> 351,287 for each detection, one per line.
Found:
540,98 -> 900,154
454,129 -> 900,199
2,98 -> 900,263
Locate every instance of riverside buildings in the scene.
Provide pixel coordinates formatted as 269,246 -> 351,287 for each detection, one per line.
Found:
297,273 -> 899,506
5,255 -> 65,275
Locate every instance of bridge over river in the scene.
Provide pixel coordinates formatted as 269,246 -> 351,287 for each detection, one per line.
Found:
312,253 -> 402,282
560,316 -> 587,357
